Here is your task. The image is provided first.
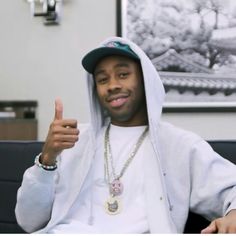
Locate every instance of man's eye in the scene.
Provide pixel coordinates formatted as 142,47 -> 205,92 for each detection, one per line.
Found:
119,72 -> 129,78
96,77 -> 108,84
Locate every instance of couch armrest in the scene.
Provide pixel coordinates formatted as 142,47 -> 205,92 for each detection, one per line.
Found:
0,141 -> 44,233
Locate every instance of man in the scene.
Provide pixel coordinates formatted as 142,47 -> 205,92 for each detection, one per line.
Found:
15,37 -> 236,233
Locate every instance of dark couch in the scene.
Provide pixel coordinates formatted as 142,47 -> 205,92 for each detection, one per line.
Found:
0,140 -> 236,233
0,141 -> 43,233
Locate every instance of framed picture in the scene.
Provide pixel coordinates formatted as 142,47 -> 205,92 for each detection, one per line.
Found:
117,0 -> 236,112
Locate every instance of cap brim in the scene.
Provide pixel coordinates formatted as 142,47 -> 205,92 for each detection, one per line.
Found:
82,47 -> 139,74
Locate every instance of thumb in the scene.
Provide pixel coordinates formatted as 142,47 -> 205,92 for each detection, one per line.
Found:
54,98 -> 63,120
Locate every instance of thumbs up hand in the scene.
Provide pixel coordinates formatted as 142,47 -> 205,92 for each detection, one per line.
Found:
40,98 -> 79,166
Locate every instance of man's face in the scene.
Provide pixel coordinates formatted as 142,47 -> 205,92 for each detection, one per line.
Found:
94,55 -> 147,126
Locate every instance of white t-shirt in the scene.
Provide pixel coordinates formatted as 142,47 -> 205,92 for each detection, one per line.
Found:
49,124 -> 155,234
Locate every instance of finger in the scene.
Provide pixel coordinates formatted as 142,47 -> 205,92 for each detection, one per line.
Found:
53,134 -> 79,143
54,98 -> 63,120
54,119 -> 78,129
60,141 -> 77,149
63,120 -> 78,129
61,127 -> 79,135
201,221 -> 217,234
52,124 -> 79,135
228,226 -> 236,233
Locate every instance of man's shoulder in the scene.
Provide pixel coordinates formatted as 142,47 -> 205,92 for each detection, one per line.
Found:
158,121 -> 203,145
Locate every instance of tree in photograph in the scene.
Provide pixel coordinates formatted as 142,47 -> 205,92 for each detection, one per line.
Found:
127,0 -> 236,71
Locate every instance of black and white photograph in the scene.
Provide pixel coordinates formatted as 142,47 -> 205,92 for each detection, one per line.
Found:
120,0 -> 236,108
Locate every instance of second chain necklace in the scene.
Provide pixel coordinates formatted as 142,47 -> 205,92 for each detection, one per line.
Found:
104,124 -> 149,215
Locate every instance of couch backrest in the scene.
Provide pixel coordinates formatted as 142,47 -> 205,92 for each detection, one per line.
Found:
0,140 -> 235,233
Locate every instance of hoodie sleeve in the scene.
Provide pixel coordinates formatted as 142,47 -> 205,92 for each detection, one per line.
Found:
189,140 -> 236,221
15,155 -> 57,233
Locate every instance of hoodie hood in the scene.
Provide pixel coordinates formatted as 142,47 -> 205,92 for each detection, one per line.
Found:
84,37 -> 165,141
83,37 -> 177,233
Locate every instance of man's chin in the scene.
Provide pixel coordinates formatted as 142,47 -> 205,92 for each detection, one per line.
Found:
110,114 -> 133,124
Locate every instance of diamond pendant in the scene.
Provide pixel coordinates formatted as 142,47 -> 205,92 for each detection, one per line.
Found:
110,179 -> 123,196
105,196 -> 121,215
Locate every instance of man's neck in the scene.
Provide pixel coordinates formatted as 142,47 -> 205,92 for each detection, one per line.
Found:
110,117 -> 148,127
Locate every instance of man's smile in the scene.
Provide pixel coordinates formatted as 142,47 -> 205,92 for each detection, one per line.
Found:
106,94 -> 130,108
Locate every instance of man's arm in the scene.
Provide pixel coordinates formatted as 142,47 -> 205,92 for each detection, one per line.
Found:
187,139 -> 236,234
15,164 -> 57,232
15,98 -> 79,232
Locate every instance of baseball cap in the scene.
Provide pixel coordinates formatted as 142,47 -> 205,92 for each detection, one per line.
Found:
82,41 -> 140,73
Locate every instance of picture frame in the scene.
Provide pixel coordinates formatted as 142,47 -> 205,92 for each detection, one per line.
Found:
116,0 -> 236,112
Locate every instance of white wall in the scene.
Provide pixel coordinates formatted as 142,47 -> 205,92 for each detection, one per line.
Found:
0,0 -> 116,140
162,112 -> 236,140
0,0 -> 235,141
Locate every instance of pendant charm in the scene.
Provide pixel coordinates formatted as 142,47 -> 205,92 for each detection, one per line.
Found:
110,179 -> 123,196
105,196 -> 121,215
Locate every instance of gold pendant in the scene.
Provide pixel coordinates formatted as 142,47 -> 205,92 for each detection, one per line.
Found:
104,195 -> 121,215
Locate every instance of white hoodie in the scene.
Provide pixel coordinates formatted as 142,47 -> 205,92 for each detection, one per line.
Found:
15,37 -> 236,233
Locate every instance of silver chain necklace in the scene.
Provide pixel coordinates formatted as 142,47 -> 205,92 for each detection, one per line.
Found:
104,124 -> 149,215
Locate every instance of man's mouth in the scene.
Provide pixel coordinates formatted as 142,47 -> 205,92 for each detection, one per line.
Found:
107,95 -> 129,108
110,97 -> 128,108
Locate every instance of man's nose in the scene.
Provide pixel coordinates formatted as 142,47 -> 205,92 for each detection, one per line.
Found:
107,77 -> 122,92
